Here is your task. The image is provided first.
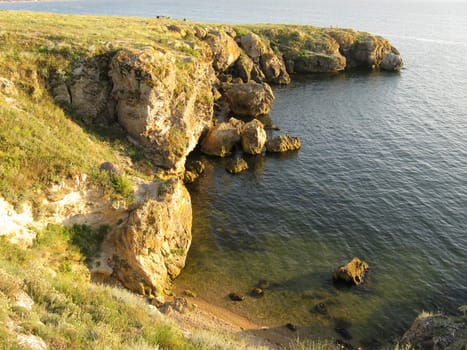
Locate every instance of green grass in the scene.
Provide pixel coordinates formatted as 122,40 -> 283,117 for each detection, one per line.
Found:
0,226 -> 196,350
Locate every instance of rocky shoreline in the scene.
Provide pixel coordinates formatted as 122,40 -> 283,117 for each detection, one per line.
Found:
7,11 -> 452,349
37,15 -> 404,296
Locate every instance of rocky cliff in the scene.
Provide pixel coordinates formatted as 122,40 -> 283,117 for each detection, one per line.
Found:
0,11 -> 403,297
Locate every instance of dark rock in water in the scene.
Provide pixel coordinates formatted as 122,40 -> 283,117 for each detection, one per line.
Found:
228,292 -> 245,301
333,257 -> 369,286
335,326 -> 353,340
285,323 -> 297,332
335,339 -> 354,350
250,287 -> 264,297
257,279 -> 270,289
186,159 -> 205,175
225,157 -> 248,174
315,302 -> 328,315
184,160 -> 206,184
265,134 -> 301,153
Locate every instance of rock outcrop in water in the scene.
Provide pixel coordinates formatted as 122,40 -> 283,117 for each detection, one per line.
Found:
332,257 -> 369,285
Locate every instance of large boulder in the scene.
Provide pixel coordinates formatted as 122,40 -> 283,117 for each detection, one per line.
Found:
205,30 -> 242,72
200,119 -> 242,157
265,134 -> 301,153
332,257 -> 369,285
222,81 -> 275,117
110,47 -> 214,173
110,179 -> 192,295
239,32 -> 290,84
241,119 -> 267,155
401,313 -> 467,350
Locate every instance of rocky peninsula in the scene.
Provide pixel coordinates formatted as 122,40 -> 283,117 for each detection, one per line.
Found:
5,10 -> 461,350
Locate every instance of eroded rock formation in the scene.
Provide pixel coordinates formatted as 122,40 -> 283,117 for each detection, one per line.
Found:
109,179 -> 192,295
110,47 -> 214,173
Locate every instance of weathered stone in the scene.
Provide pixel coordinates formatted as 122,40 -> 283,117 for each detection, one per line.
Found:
52,55 -> 114,124
332,257 -> 369,285
265,134 -> 301,153
0,77 -> 16,95
205,31 -> 242,72
241,119 -> 266,155
16,334 -> 47,350
110,47 -> 214,173
239,32 -> 290,84
401,313 -> 467,350
339,33 -> 403,70
260,52 -> 291,84
292,52 -> 346,73
223,81 -> 275,117
235,53 -> 255,82
240,32 -> 270,61
200,121 -> 241,157
109,178 -> 192,294
225,157 -> 248,174
380,52 -> 403,71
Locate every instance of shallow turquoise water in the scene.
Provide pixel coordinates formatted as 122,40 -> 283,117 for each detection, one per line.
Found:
3,0 -> 467,346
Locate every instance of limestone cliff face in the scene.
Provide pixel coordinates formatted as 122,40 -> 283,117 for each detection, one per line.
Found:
108,179 -> 192,295
110,47 -> 214,173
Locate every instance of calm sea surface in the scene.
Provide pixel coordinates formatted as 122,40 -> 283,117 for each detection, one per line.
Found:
2,0 -> 466,346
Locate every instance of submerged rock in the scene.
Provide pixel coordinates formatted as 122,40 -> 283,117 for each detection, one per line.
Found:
222,81 -> 275,117
286,323 -> 297,332
265,134 -> 301,153
315,302 -> 328,315
332,257 -> 369,285
225,157 -> 249,174
250,287 -> 264,297
228,292 -> 245,301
